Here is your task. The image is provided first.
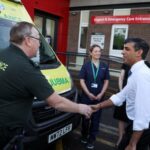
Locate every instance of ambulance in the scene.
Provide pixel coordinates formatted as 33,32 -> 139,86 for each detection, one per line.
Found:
0,0 -> 80,149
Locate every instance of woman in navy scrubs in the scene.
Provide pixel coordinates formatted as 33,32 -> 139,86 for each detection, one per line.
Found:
79,44 -> 110,149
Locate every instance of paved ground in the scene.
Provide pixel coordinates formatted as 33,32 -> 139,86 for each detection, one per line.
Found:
61,107 -> 119,150
41,106 -> 119,150
43,69 -> 119,150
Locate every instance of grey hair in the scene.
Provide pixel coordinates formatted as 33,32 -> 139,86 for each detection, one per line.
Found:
10,21 -> 35,44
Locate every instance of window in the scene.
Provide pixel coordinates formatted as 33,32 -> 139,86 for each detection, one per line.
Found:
78,11 -> 89,52
34,11 -> 58,51
109,9 -> 130,57
0,18 -> 57,66
0,19 -> 16,50
110,25 -> 128,57
113,27 -> 127,50
80,27 -> 88,49
75,11 -> 89,70
34,16 -> 43,33
45,19 -> 55,47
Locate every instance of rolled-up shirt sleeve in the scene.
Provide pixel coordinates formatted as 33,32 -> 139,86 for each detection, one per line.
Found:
110,87 -> 127,106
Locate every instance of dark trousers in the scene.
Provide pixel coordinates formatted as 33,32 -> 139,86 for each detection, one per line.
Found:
118,122 -> 150,150
81,109 -> 102,142
0,127 -> 24,150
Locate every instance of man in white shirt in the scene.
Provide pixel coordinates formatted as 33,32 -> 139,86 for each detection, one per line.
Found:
92,38 -> 150,150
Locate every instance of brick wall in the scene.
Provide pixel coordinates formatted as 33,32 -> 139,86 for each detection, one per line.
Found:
88,10 -> 113,56
67,8 -> 150,62
129,9 -> 150,60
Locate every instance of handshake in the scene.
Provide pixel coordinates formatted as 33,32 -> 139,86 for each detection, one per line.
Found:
78,99 -> 112,118
78,103 -> 101,118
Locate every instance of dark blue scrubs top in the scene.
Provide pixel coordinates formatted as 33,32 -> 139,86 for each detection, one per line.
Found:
79,61 -> 110,104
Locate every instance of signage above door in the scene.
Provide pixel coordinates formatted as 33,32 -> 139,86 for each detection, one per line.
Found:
91,14 -> 150,24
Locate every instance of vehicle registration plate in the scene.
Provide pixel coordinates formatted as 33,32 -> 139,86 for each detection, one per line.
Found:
48,124 -> 72,143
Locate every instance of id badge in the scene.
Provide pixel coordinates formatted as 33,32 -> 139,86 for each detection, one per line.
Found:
91,83 -> 98,88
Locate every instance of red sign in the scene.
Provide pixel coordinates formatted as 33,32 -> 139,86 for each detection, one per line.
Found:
91,14 -> 150,24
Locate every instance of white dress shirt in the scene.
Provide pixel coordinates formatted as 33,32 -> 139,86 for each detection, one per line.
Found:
111,60 -> 150,131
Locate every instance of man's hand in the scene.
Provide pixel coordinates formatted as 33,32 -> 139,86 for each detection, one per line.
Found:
78,104 -> 92,118
90,104 -> 101,112
125,144 -> 136,150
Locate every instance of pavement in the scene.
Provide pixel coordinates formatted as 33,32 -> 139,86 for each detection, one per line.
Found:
61,107 -> 119,150
43,69 -> 119,150
59,69 -> 119,150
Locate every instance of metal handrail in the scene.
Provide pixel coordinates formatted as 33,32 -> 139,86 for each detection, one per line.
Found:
56,51 -> 122,94
56,51 -> 123,62
56,51 -> 123,70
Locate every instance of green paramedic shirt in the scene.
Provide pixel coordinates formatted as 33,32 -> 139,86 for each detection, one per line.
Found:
0,44 -> 54,127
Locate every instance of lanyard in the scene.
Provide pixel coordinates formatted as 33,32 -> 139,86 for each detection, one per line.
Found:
91,62 -> 99,83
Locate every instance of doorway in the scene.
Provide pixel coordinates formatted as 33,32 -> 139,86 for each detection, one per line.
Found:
34,11 -> 59,51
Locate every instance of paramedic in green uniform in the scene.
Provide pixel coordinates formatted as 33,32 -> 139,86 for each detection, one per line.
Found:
0,21 -> 92,149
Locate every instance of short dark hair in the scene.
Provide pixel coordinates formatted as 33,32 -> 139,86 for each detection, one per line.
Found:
10,21 -> 35,44
124,38 -> 149,59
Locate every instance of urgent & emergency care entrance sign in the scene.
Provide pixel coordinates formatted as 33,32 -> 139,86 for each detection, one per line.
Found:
91,14 -> 150,24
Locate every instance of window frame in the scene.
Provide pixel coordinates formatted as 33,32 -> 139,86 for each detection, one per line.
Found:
109,24 -> 128,57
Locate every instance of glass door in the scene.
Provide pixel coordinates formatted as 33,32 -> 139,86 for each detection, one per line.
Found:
34,11 -> 58,51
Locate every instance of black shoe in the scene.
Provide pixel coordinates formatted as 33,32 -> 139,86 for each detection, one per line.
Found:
86,138 -> 94,149
86,141 -> 94,149
81,137 -> 88,144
